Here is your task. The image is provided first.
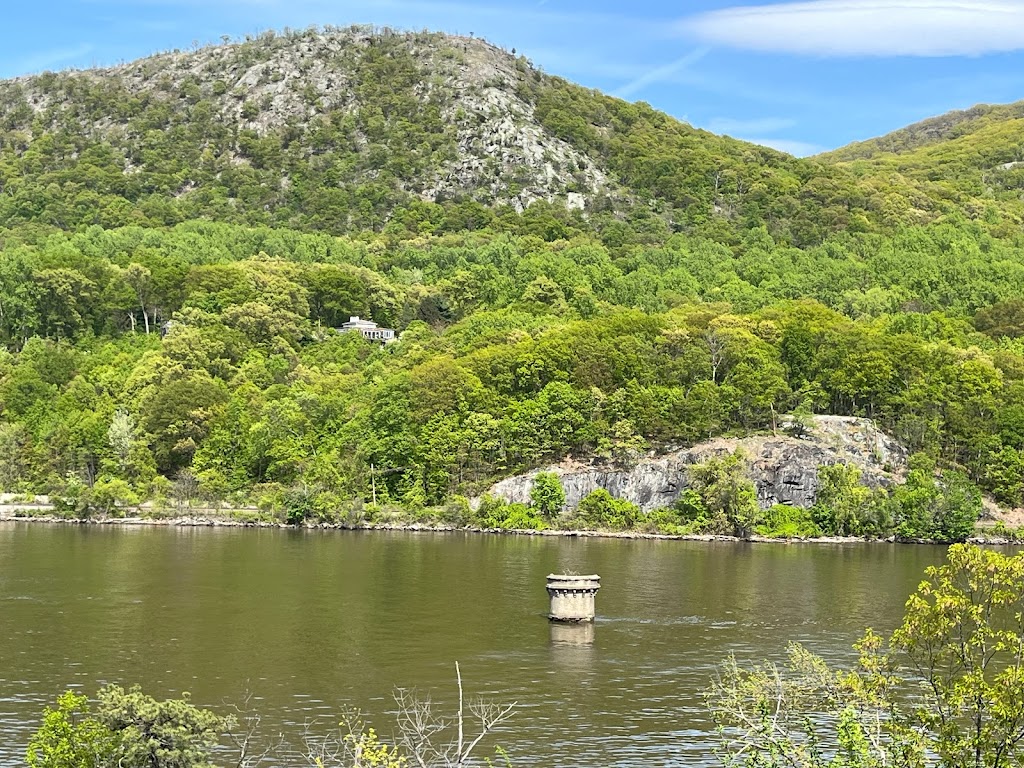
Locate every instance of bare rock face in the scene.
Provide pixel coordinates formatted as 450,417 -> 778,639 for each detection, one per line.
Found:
487,416 -> 907,513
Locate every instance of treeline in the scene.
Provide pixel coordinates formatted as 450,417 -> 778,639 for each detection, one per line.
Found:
0,220 -> 1020,530
5,217 -> 1024,338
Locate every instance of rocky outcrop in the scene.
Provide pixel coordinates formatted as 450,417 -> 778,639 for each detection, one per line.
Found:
4,26 -> 615,212
487,416 -> 907,513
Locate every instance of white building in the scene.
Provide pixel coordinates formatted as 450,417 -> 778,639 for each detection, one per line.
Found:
339,316 -> 395,343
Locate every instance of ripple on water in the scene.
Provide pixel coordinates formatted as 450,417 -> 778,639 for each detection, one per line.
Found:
0,528 -> 956,767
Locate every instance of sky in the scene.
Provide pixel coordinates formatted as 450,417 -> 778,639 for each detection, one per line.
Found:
5,0 -> 1024,156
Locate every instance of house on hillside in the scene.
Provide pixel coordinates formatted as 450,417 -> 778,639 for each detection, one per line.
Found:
339,316 -> 395,343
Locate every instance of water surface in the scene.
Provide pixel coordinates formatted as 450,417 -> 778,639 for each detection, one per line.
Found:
0,524 -> 954,766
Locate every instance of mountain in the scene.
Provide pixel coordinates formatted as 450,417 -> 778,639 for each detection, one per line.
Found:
818,101 -> 1024,213
0,25 -> 959,246
0,26 -> 1023,538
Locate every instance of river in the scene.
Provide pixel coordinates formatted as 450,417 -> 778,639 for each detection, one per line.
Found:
0,523 -> 955,766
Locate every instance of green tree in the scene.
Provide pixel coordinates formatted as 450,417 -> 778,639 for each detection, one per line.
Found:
892,454 -> 981,542
573,488 -> 640,531
97,685 -> 226,768
27,686 -> 227,768
138,374 -> 228,473
529,471 -> 565,519
689,451 -> 762,538
123,264 -> 154,334
710,544 -> 1024,768
27,692 -> 116,768
813,463 -> 882,537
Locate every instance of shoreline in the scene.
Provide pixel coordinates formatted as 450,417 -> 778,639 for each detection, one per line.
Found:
0,509 -> 998,545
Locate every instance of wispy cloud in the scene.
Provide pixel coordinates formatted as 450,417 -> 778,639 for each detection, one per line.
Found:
681,1 -> 1024,57
707,116 -> 798,135
14,43 -> 95,74
613,47 -> 710,99
521,47 -> 646,80
745,137 -> 829,156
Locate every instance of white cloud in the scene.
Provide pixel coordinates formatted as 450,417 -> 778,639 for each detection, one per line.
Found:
612,47 -> 710,99
745,137 -> 829,156
682,1 -> 1024,57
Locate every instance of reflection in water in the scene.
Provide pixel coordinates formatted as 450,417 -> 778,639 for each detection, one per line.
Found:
0,525 -> 966,768
549,622 -> 596,681
550,621 -> 595,647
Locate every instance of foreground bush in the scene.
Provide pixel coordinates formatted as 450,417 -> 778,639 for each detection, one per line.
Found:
709,544 -> 1024,768
28,666 -> 511,768
28,686 -> 224,768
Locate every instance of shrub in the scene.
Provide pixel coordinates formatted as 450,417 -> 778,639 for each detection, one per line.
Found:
672,489 -> 730,534
573,489 -> 640,531
688,451 -> 761,538
642,507 -> 687,535
438,495 -> 472,526
755,504 -> 821,538
891,454 -> 981,542
27,691 -> 116,768
49,473 -> 94,519
28,686 -> 227,768
90,476 -> 140,517
474,494 -> 548,530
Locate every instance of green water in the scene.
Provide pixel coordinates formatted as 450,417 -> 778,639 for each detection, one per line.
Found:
0,523 -> 954,766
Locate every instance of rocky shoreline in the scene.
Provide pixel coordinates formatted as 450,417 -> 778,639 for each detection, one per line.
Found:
0,509 -> 991,545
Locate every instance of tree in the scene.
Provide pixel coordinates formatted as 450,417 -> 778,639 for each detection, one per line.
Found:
974,299 -> 1024,339
123,264 -> 153,334
813,463 -> 878,537
107,409 -> 136,471
573,488 -> 640,531
709,544 -> 1024,768
27,686 -> 227,768
689,451 -> 762,538
30,268 -> 97,340
893,545 -> 1024,768
138,374 -> 229,473
529,471 -> 565,518
99,685 -> 227,768
891,454 -> 981,542
391,662 -> 515,768
27,692 -> 116,768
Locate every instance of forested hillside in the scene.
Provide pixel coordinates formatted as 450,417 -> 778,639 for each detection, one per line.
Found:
1,25 -> 1023,538
5,25 -> 1018,246
819,100 -> 1024,218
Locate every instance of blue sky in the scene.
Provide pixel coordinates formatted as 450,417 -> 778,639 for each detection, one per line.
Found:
5,1 -> 1024,156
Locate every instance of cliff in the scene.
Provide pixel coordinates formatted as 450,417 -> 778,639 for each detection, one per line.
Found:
488,416 -> 908,513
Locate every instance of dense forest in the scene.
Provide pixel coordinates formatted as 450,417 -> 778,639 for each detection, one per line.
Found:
2,25 -> 1024,539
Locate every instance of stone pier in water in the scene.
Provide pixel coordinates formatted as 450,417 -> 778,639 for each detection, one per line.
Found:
546,574 -> 600,622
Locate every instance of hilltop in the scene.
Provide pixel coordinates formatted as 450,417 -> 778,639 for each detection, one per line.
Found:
820,100 -> 1024,160
0,24 -> 975,245
819,100 -> 1024,212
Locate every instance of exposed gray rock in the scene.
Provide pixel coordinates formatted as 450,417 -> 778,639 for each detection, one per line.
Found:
6,26 -> 616,212
487,416 -> 907,513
